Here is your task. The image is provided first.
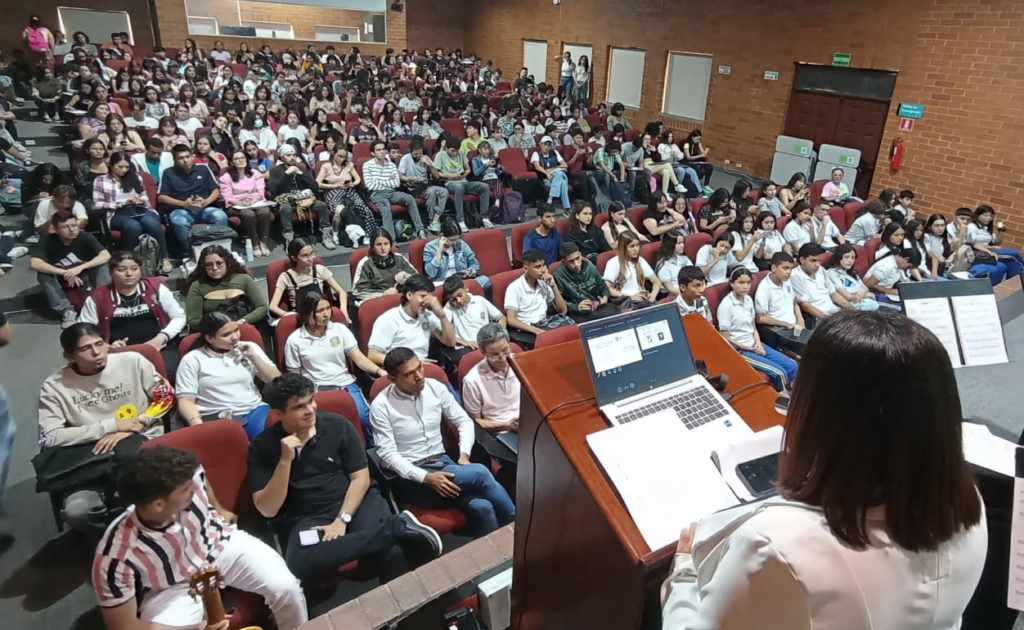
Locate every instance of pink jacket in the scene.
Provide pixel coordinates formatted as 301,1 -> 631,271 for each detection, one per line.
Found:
218,171 -> 266,208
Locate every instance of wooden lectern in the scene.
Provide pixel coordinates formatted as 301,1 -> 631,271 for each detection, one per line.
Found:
509,314 -> 786,630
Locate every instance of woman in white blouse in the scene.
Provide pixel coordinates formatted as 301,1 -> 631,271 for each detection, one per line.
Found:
602,232 -> 661,308
663,308 -> 986,630
753,212 -> 791,271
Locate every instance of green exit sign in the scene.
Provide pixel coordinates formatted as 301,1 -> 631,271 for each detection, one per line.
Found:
833,53 -> 851,67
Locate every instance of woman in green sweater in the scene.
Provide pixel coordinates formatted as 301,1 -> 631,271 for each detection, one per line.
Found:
185,245 -> 268,328
350,228 -> 417,305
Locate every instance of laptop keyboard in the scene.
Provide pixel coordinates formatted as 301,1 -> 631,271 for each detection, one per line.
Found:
616,387 -> 730,429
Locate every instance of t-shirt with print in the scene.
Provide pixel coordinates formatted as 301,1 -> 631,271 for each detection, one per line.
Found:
42,232 -> 104,270
276,264 -> 334,310
351,125 -> 379,144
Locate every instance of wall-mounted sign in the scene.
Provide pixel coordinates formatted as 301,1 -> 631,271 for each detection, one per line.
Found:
833,52 -> 851,67
718,65 -> 731,75
764,71 -> 779,81
898,103 -> 925,119
899,118 -> 915,132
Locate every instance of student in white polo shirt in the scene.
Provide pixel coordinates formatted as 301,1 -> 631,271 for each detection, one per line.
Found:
442,276 -> 506,372
865,247 -> 920,305
284,292 -> 387,440
811,200 -> 844,251
504,249 -> 569,349
367,274 -> 456,366
783,201 -> 816,251
754,252 -> 807,353
790,243 -> 850,326
674,266 -> 714,322
716,267 -> 797,391
694,233 -> 735,286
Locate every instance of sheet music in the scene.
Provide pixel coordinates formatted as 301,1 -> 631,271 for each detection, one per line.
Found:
961,422 -> 1015,477
1008,449 -> 1024,611
588,411 -> 740,551
951,294 -> 1008,366
903,298 -> 963,368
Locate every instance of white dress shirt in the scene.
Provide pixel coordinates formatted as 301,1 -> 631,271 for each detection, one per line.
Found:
369,379 -> 475,482
662,498 -> 987,630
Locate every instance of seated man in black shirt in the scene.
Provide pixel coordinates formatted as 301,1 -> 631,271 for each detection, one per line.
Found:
29,209 -> 111,328
249,373 -> 442,582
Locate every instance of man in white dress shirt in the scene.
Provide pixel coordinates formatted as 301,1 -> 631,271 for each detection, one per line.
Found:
370,347 -> 515,536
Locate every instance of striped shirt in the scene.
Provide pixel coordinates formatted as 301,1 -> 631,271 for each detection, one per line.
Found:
362,157 -> 401,192
92,466 -> 234,608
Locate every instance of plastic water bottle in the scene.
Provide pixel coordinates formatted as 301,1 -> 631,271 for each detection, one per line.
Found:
244,238 -> 254,263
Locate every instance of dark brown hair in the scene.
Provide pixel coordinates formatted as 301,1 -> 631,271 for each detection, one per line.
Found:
778,309 -> 981,552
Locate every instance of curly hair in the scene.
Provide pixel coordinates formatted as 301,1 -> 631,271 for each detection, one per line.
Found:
117,446 -> 199,507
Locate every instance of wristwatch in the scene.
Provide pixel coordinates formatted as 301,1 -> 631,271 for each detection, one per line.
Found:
339,511 -> 352,524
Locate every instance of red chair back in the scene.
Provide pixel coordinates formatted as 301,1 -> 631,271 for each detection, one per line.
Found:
829,206 -> 849,234
703,282 -> 732,328
407,237 -> 430,274
683,232 -> 712,262
596,250 -> 617,275
639,241 -> 660,267
138,171 -> 158,209
535,324 -> 581,349
353,143 -> 373,161
314,390 -> 365,445
273,307 -> 348,369
627,207 -> 647,235
691,197 -> 708,216
143,422 -> 253,514
440,118 -> 465,138
776,216 -> 791,232
109,343 -> 168,379
498,148 -> 532,178
463,228 -> 512,276
808,179 -> 829,206
843,201 -> 865,230
178,323 -> 264,357
748,271 -> 770,302
593,213 -> 610,230
852,244 -> 871,278
490,269 -> 524,312
357,294 -> 401,353
456,343 -> 525,389
511,223 -> 535,262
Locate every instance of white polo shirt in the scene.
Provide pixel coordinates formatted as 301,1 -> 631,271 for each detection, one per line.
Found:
444,294 -> 503,347
846,213 -> 881,245
760,231 -> 788,256
866,256 -> 904,289
754,276 -> 797,325
505,275 -> 554,325
695,244 -> 733,286
283,321 -> 359,388
965,223 -> 993,246
783,220 -> 813,249
602,257 -> 655,296
716,292 -> 757,347
813,217 -> 843,249
368,304 -> 443,359
175,345 -> 271,415
656,254 -> 693,288
791,266 -> 840,316
731,233 -> 758,272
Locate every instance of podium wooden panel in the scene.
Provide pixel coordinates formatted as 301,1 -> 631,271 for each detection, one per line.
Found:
509,314 -> 785,630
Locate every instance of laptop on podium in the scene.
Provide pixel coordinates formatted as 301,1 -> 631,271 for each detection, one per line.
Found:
579,303 -> 752,441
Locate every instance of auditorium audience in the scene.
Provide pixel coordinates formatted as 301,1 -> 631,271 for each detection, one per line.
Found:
966,204 -> 1024,285
424,219 -> 489,289
95,445 -> 308,630
251,373 -> 441,582
219,149 -> 273,257
729,213 -> 764,273
640,192 -> 688,240
757,181 -> 786,217
32,184 -> 88,236
79,251 -> 186,375
694,233 -> 734,286
865,247 -> 920,303
176,311 -> 279,439
505,249 -> 570,347
268,144 -> 335,250
364,139 -> 427,239
778,172 -> 809,216
30,210 -> 111,327
563,201 -> 607,262
923,213 -> 966,279
269,238 -> 348,317
663,310 -> 985,629
157,144 -> 228,251
603,232 -> 661,308
845,199 -> 886,245
367,274 -> 456,365
184,245 -> 268,328
653,232 -> 693,296
674,266 -> 714,321
39,323 -> 173,531
352,228 -> 417,304
370,347 -> 515,535
554,242 -> 610,321
753,252 -> 806,352
601,201 -> 645,249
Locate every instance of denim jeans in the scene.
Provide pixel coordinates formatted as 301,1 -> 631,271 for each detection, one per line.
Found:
739,345 -> 798,391
109,207 -> 168,258
0,386 -> 14,514
559,76 -> 574,97
545,170 -> 571,210
38,266 -> 111,312
672,165 -> 702,197
371,189 -> 423,235
168,206 -> 228,250
392,454 -> 515,536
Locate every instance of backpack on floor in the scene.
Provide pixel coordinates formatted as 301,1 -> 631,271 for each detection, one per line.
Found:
0,175 -> 22,210
134,234 -> 161,278
501,191 -> 525,224
611,181 -> 632,207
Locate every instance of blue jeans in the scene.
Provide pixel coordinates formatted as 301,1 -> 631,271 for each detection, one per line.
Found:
559,76 -> 574,97
739,345 -> 798,391
38,266 -> 112,313
672,165 -> 702,197
545,170 -> 571,210
322,382 -> 373,446
169,206 -> 229,250
392,454 -> 515,536
468,274 -> 490,290
109,207 -> 169,258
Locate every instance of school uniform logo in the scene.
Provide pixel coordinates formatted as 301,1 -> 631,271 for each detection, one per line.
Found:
330,337 -> 341,347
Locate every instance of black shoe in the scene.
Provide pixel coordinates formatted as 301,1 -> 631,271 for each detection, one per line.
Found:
398,510 -> 443,558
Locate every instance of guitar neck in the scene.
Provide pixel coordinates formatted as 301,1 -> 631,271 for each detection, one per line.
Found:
201,588 -> 227,624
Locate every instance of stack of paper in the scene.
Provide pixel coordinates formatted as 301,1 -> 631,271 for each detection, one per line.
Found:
588,412 -> 740,551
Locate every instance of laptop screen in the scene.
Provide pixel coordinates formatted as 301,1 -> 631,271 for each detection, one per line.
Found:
579,303 -> 697,406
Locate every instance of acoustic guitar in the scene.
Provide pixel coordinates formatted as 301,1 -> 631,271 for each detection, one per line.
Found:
190,566 -> 227,627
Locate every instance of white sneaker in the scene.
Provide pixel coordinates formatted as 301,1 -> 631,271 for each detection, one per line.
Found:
482,218 -> 495,229
8,246 -> 28,259
675,184 -> 687,194
42,114 -> 52,123
24,233 -> 39,245
458,221 -> 470,233
427,220 -> 441,233
60,310 -> 77,329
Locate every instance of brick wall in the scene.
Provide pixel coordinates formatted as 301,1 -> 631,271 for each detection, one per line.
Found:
152,0 -> 406,57
405,0 -> 464,53
1,2 -> 155,55
463,0 -> 1024,246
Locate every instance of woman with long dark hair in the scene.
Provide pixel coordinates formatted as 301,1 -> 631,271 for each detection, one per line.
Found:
92,151 -> 172,273
315,145 -> 378,241
965,204 -> 1024,286
824,243 -> 879,311
219,149 -> 271,256
96,113 -> 145,155
175,311 -> 279,439
681,129 -> 712,188
663,309 -> 984,628
564,201 -> 607,263
654,230 -> 693,296
185,245 -> 268,328
269,238 -> 348,318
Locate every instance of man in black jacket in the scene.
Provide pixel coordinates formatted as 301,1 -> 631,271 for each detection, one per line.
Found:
268,144 -> 334,249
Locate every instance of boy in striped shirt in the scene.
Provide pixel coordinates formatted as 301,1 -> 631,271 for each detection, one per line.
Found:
93,446 -> 307,630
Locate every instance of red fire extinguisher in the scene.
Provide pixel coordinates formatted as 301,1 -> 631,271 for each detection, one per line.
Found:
890,137 -> 904,172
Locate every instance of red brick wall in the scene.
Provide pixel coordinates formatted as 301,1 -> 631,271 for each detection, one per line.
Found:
1,2 -> 155,55
463,0 -> 1024,246
405,0 -> 464,53
152,0 -> 405,57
